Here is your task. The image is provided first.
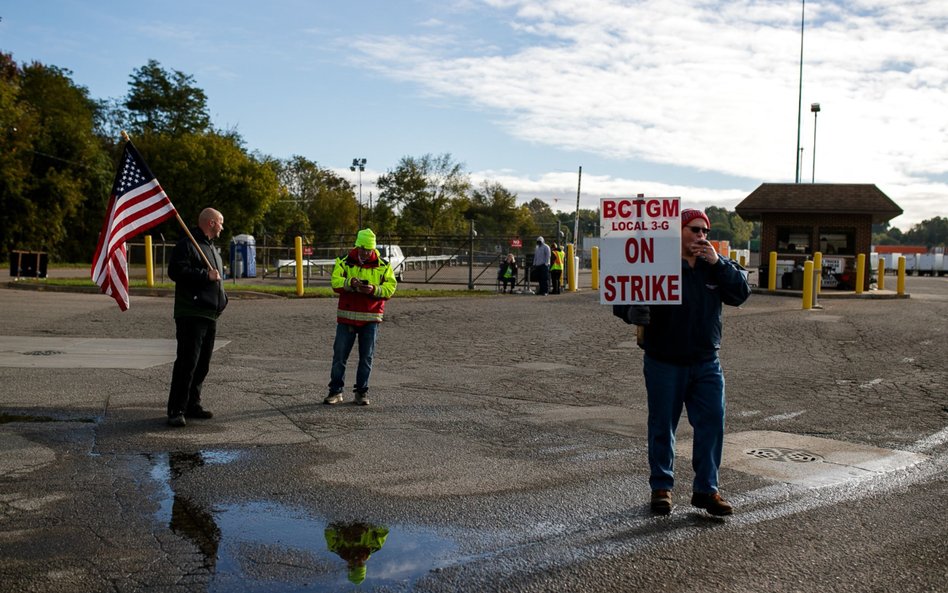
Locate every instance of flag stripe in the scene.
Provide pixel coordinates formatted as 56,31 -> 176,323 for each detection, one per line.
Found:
91,141 -> 176,310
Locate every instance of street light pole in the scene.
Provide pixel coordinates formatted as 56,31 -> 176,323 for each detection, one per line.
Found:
810,102 -> 820,183
350,158 -> 366,227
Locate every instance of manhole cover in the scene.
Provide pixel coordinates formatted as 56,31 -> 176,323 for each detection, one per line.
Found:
745,447 -> 823,463
22,350 -> 63,356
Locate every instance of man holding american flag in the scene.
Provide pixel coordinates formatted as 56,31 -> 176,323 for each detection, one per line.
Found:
166,207 -> 228,427
92,138 -> 227,427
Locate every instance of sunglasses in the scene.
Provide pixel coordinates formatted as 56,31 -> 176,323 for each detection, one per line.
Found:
686,226 -> 710,235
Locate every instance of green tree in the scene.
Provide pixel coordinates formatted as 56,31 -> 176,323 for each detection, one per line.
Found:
902,217 -> 948,248
705,206 -> 753,246
524,197 -> 558,240
468,180 -> 520,237
125,60 -> 210,136
0,55 -> 112,260
130,130 -> 280,243
277,155 -> 358,244
376,153 -> 471,236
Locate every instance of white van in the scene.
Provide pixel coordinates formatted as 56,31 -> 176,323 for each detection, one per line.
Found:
377,244 -> 406,281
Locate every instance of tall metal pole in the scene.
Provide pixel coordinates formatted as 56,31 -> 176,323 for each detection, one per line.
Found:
573,166 -> 582,250
811,103 -> 820,182
795,0 -> 805,183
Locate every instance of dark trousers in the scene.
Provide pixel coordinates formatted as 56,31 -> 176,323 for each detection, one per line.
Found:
535,265 -> 550,295
167,317 -> 217,416
551,269 -> 562,294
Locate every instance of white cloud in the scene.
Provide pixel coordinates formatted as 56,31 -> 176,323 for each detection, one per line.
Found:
349,0 -> 947,229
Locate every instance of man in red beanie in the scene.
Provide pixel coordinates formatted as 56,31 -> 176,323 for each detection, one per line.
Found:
616,207 -> 750,516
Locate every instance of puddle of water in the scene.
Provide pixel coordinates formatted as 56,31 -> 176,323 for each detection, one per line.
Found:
149,451 -> 458,591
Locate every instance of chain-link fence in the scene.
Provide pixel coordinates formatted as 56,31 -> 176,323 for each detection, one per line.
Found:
125,234 -> 553,289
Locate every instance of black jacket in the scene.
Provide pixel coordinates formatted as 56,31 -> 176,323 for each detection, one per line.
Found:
168,226 -> 228,319
616,257 -> 749,365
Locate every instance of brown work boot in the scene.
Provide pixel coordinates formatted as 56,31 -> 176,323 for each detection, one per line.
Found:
691,491 -> 734,516
650,489 -> 672,515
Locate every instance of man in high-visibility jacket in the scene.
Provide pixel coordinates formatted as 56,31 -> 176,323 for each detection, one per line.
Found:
550,242 -> 566,294
324,228 -> 397,406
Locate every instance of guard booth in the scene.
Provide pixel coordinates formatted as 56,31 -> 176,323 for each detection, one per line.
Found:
229,234 -> 256,278
9,250 -> 48,278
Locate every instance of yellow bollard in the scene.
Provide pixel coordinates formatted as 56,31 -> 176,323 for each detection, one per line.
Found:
801,260 -> 814,310
739,255 -> 746,268
877,257 -> 885,291
855,253 -> 866,294
145,235 -> 155,287
567,243 -> 577,292
812,252 -> 822,295
591,246 -> 599,290
897,256 -> 906,295
295,236 -> 304,296
768,251 -> 777,293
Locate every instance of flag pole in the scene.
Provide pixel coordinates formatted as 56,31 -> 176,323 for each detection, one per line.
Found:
120,131 -> 214,271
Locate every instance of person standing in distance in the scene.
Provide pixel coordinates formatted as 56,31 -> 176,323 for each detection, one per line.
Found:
619,208 -> 750,515
533,236 -> 551,296
324,229 -> 397,406
550,242 -> 565,294
166,208 -> 228,427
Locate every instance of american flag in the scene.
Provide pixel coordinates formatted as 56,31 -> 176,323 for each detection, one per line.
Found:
91,141 -> 177,311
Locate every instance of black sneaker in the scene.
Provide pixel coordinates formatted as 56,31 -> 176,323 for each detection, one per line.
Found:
323,392 -> 344,405
691,491 -> 733,516
185,406 -> 213,419
167,414 -> 186,427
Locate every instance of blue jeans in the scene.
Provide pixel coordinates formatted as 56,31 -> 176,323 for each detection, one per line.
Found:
328,323 -> 378,394
643,354 -> 725,494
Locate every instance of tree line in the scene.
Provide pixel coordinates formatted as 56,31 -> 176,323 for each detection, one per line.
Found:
2,53 -> 942,263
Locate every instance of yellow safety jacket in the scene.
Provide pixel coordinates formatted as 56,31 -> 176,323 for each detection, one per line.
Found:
331,248 -> 397,326
551,249 -> 565,271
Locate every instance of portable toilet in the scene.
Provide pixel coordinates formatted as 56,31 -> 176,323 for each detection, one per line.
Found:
230,234 -> 257,278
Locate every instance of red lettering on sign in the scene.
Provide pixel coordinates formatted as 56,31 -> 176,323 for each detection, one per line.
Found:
625,237 -> 654,264
602,274 -> 681,302
603,198 -> 680,220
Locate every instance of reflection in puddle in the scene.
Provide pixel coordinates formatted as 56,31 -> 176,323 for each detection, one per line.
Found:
325,521 -> 389,585
150,451 -> 458,591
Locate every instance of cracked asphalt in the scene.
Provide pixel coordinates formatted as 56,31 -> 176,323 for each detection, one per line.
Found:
0,274 -> 946,592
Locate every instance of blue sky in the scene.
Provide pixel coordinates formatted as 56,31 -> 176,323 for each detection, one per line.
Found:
3,0 -> 946,230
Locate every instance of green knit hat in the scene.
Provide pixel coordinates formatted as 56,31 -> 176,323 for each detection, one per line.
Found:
355,228 -> 376,250
348,565 -> 367,584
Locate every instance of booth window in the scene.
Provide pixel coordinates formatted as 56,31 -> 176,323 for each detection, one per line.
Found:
819,230 -> 855,255
776,227 -> 811,254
